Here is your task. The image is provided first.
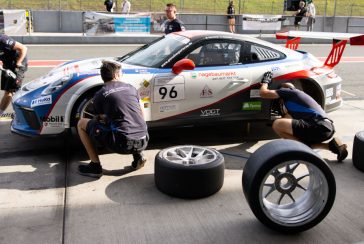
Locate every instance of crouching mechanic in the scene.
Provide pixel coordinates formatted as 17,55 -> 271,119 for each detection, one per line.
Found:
0,34 -> 28,116
259,72 -> 348,162
77,61 -> 149,178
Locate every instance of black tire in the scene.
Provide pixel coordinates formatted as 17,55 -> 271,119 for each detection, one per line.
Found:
353,131 -> 364,172
243,139 -> 336,233
71,93 -> 97,127
155,145 -> 225,199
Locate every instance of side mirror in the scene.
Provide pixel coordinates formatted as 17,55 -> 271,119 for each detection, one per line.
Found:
172,58 -> 195,75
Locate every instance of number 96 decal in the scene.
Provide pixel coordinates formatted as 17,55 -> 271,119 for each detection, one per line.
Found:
153,84 -> 185,102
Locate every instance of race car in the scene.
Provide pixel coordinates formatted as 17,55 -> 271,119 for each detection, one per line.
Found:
10,30 -> 364,137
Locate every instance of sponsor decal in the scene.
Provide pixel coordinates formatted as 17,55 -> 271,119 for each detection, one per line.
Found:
40,116 -> 64,122
200,85 -> 213,98
159,104 -> 178,113
31,95 -> 52,108
325,87 -> 334,97
201,109 -> 220,117
41,116 -> 64,128
242,101 -> 262,111
250,89 -> 260,98
139,86 -> 151,99
144,102 -> 150,108
199,71 -> 236,78
143,80 -> 150,87
271,66 -> 280,72
191,73 -> 197,79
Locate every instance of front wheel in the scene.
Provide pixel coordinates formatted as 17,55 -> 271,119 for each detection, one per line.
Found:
71,94 -> 97,126
243,139 -> 336,233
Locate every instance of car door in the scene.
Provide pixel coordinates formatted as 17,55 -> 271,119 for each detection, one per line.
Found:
151,39 -> 254,124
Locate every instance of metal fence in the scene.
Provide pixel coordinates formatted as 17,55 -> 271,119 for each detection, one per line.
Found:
1,0 -> 364,16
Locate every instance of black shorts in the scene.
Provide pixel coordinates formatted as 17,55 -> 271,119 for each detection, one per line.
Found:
86,119 -> 149,154
292,118 -> 335,144
1,64 -> 28,92
227,15 -> 235,19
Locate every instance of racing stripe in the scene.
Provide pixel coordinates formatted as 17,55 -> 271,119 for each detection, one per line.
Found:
157,83 -> 261,121
38,74 -> 98,134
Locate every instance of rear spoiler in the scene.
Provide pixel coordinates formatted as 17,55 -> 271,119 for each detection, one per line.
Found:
276,31 -> 364,68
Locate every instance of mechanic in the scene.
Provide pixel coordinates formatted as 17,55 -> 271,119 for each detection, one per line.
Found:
77,60 -> 149,178
163,3 -> 186,34
0,34 -> 28,117
259,72 -> 348,162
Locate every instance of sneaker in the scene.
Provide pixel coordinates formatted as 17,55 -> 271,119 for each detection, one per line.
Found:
329,138 -> 348,162
131,157 -> 146,170
78,162 -> 102,178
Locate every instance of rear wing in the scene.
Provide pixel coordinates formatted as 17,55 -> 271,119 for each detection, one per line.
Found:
276,31 -> 364,68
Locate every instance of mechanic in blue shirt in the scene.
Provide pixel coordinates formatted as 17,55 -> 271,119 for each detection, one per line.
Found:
77,60 -> 149,178
163,3 -> 186,34
259,72 -> 348,162
0,34 -> 28,117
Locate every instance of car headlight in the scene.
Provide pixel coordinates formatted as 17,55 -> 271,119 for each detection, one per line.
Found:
41,74 -> 73,95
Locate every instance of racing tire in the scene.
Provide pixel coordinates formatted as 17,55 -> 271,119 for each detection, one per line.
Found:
155,145 -> 225,199
243,139 -> 336,233
353,131 -> 364,172
71,94 -> 97,127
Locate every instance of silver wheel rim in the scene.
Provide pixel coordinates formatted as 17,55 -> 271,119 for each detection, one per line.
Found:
259,160 -> 329,226
80,99 -> 96,119
162,145 -> 218,166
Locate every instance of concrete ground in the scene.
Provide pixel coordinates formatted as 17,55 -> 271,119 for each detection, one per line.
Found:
0,99 -> 364,244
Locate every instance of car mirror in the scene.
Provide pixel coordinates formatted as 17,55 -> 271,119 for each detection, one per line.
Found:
172,59 -> 195,75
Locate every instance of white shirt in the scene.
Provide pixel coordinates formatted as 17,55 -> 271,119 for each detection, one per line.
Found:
121,0 -> 131,14
307,3 -> 316,18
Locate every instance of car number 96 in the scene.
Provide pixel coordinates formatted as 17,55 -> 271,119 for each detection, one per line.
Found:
153,84 -> 185,102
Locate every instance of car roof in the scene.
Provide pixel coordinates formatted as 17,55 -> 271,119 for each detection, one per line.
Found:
170,30 -> 296,56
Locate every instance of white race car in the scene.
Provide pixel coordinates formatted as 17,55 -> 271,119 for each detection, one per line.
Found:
11,30 -> 364,136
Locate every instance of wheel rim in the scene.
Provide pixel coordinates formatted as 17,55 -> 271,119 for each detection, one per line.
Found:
259,160 -> 329,226
80,98 -> 96,119
162,146 -> 218,166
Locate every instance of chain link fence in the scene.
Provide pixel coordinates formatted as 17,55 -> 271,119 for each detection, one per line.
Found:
1,0 -> 364,16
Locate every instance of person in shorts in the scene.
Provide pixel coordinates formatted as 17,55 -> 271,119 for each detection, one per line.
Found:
0,34 -> 28,117
77,60 -> 149,178
259,72 -> 348,162
227,0 -> 236,33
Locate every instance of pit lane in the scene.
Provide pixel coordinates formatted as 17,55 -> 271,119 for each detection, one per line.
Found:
1,44 -> 364,243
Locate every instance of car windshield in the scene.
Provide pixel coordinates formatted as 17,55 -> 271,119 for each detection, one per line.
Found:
122,34 -> 190,68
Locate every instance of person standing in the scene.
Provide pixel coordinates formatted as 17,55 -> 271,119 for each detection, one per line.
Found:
104,0 -> 115,12
259,72 -> 348,162
121,0 -> 131,14
306,0 -> 316,31
77,61 -> 149,178
0,34 -> 28,117
163,3 -> 186,34
294,1 -> 307,30
227,0 -> 236,33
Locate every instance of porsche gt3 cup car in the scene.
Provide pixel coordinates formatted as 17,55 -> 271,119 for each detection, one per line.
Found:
11,30 -> 364,136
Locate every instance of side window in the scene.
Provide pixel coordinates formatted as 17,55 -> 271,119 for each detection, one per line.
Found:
185,42 -> 242,67
244,42 -> 285,63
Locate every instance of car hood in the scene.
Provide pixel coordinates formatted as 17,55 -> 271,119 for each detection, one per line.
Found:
22,57 -> 152,92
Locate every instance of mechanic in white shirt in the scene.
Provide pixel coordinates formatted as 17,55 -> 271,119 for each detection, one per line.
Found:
306,0 -> 316,31
121,0 -> 131,14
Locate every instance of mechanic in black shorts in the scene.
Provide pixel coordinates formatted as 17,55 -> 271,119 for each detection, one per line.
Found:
77,60 -> 149,178
163,3 -> 185,34
0,34 -> 28,117
259,72 -> 348,162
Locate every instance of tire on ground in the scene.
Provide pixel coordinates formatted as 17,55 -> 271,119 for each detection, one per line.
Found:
243,139 -> 336,233
353,131 -> 364,172
155,145 -> 224,199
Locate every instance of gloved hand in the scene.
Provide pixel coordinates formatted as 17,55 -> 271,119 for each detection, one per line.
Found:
1,68 -> 17,80
261,71 -> 273,85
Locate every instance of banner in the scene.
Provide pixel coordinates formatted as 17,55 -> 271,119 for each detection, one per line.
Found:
0,10 -> 27,35
84,12 -> 151,36
242,14 -> 283,30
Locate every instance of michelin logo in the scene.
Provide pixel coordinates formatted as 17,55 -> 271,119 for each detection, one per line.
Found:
31,95 -> 52,108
